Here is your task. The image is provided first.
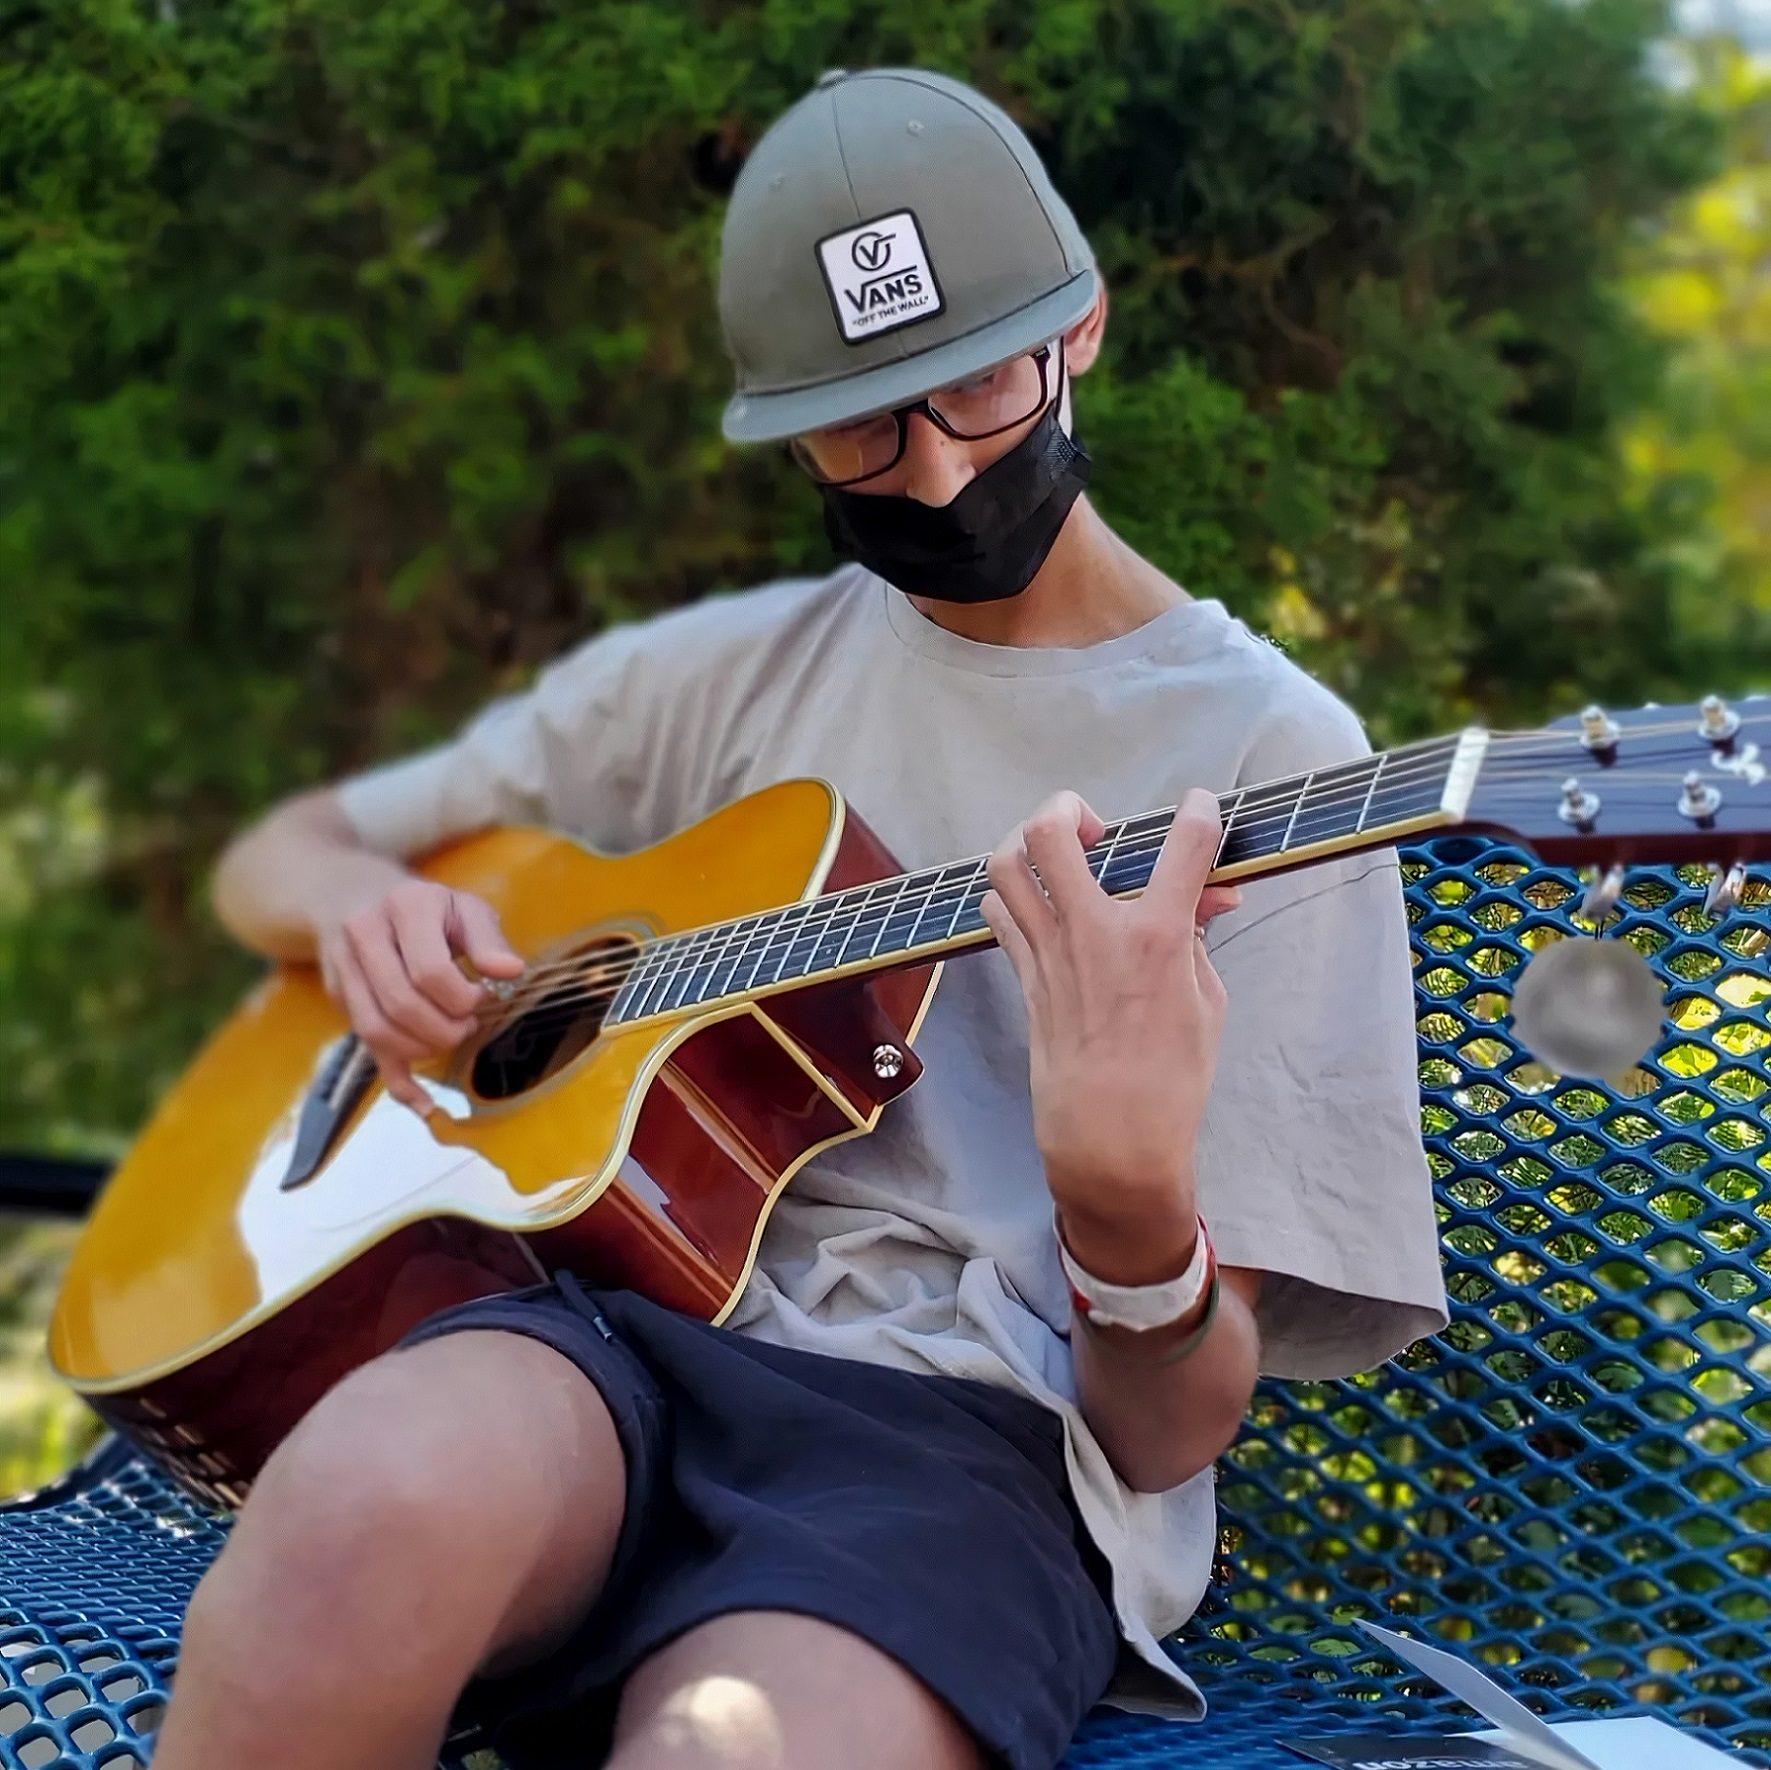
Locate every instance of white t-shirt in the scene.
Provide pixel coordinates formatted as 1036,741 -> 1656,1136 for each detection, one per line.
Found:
336,566 -> 1450,1719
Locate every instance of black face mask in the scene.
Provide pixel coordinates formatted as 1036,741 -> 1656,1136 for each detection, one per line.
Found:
819,405 -> 1092,604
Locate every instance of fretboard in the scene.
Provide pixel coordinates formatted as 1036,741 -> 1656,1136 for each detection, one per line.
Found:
608,733 -> 1472,1027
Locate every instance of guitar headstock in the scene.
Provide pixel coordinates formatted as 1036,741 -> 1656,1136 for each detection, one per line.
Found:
1460,694 -> 1771,912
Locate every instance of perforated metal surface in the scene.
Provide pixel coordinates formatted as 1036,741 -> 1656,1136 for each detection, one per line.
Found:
1111,843 -> 1771,1768
0,1441 -> 219,1768
0,843 -> 1765,1769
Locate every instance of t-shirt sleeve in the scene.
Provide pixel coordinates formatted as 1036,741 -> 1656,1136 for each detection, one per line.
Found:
1196,678 -> 1450,1380
333,606 -> 734,861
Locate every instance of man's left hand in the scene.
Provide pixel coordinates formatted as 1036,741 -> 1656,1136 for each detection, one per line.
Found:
980,788 -> 1239,1271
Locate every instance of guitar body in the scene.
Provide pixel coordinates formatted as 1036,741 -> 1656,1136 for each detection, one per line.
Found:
48,780 -> 938,1506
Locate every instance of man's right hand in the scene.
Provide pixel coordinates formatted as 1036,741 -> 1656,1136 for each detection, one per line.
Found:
316,879 -> 526,1114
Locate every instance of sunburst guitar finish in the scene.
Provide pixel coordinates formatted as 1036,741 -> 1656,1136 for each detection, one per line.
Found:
49,782 -> 937,1506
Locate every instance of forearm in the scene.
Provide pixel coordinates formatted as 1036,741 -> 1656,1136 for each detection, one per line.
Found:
211,790 -> 412,962
1061,1193 -> 1262,1494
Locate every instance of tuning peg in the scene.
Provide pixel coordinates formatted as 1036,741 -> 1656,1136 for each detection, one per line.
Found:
1579,865 -> 1627,923
1680,772 -> 1723,827
1699,695 -> 1741,752
1559,778 -> 1601,831
1704,861 -> 1748,917
1580,705 -> 1621,763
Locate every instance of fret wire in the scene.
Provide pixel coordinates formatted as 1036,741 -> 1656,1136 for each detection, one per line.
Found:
1092,821 -> 1125,886
837,877 -> 903,971
633,941 -> 682,1021
902,861 -> 967,952
734,905 -> 790,996
761,901 -> 806,986
867,871 -> 916,961
705,913 -> 767,1003
1354,753 -> 1384,834
740,905 -> 791,995
686,909 -> 763,1008
664,925 -> 719,1013
660,922 -> 723,1013
765,900 -> 819,986
805,882 -> 872,975
943,857 -> 991,943
639,924 -> 705,1019
884,861 -> 956,954
778,891 -> 848,981
1279,771 -> 1315,852
665,915 -> 745,1013
692,913 -> 754,1004
1096,812 -> 1156,896
828,882 -> 879,970
644,941 -> 685,1016
607,958 -> 648,1025
1214,788 -> 1249,864
1291,755 -> 1386,851
796,892 -> 850,978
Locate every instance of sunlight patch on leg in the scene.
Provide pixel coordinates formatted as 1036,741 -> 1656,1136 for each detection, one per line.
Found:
650,1673 -> 785,1766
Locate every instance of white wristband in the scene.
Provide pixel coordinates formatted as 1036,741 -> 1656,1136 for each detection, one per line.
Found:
1056,1210 -> 1215,1332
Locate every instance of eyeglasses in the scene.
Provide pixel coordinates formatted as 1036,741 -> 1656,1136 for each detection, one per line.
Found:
790,344 -> 1060,488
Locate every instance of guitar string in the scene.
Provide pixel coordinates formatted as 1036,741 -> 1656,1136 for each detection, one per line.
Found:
463,755 -> 1761,1030
605,742 -> 1461,1007
466,741 -> 1765,1022
467,709 -> 1771,1005
469,734 -> 1478,1004
466,723 -> 1756,1013
470,742 -> 1467,1012
460,712 -> 1766,1008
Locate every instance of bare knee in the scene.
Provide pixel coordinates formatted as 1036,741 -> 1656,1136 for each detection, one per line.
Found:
188,1330 -> 626,1676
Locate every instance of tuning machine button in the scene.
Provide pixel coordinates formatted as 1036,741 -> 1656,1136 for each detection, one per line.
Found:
1680,771 -> 1722,827
1699,694 -> 1741,753
1580,705 -> 1621,765
1704,861 -> 1748,917
1559,778 -> 1601,831
1579,865 -> 1627,923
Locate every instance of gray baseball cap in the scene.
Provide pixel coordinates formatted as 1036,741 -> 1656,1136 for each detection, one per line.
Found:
719,68 -> 1099,444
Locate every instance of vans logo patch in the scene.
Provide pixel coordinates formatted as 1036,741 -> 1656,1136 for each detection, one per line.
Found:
816,211 -> 944,344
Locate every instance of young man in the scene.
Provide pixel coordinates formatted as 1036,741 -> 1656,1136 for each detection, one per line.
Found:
157,68 -> 1449,1770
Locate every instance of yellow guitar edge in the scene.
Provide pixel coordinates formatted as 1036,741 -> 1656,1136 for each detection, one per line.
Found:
55,780 -> 862,1396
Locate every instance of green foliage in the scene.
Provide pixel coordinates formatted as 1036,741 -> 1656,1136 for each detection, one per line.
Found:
0,0 -> 1746,1154
0,1221 -> 101,1488
1624,37 -> 1771,658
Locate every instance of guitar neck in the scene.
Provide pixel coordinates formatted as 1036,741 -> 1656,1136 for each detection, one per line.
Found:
610,730 -> 1488,1026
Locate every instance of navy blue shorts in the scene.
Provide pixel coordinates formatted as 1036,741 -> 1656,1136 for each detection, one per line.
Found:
399,1276 -> 1118,1770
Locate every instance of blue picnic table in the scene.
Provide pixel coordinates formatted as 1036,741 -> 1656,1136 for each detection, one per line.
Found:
1,840 -> 1767,1768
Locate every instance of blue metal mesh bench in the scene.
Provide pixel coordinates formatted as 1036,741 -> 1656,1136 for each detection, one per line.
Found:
2,841 -> 1767,1769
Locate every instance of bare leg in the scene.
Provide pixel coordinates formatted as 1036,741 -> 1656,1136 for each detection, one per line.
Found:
149,1330 -> 626,1770
607,1612 -> 986,1770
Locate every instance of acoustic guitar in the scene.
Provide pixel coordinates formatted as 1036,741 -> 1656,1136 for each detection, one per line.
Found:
48,696 -> 1771,1506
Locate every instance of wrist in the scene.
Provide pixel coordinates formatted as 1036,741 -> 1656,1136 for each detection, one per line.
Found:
1057,1204 -> 1216,1337
1050,1173 -> 1199,1288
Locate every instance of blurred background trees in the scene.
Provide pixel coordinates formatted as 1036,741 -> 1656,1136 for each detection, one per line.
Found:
1,0 -> 1767,1474
3,0 -> 1750,1148
1626,34 -> 1770,652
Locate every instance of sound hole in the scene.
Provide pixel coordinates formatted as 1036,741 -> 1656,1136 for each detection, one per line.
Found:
470,934 -> 637,1101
